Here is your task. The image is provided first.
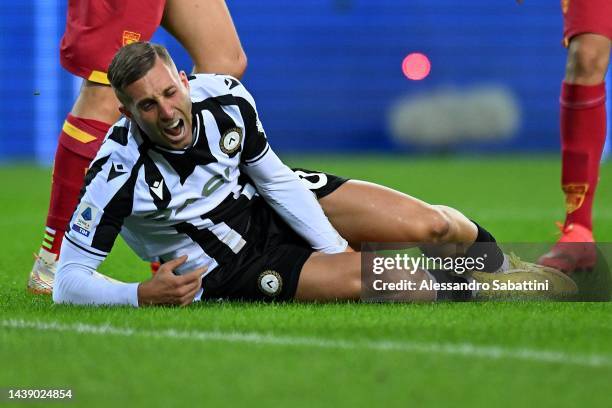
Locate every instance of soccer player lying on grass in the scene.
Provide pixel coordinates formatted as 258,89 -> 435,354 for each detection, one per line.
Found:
53,42 -> 576,307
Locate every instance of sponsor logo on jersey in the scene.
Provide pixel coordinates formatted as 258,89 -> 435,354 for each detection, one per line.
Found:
122,31 -> 141,45
258,270 -> 282,296
72,202 -> 99,237
219,127 -> 243,156
563,183 -> 588,214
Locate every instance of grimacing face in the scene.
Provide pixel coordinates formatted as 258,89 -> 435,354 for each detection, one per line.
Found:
119,56 -> 193,150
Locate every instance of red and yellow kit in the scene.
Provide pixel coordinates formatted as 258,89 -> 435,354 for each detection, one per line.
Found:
562,0 -> 612,46
60,0 -> 166,84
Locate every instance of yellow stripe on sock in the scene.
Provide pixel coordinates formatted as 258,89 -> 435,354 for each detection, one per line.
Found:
62,121 -> 97,143
87,70 -> 110,85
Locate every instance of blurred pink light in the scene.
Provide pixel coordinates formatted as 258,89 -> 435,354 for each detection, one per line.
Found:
402,53 -> 431,81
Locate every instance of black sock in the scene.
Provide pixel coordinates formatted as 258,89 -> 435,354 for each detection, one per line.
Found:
428,270 -> 472,301
466,220 -> 505,273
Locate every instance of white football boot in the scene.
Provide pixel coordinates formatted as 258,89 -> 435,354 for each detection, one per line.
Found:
28,249 -> 123,295
27,249 -> 57,295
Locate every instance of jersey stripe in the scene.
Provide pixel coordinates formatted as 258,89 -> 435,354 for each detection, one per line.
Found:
195,96 -> 243,158
153,112 -> 218,184
75,154 -> 110,205
91,157 -> 143,252
70,74 -> 274,270
235,97 -> 268,162
108,126 -> 129,146
142,154 -> 171,209
173,221 -> 239,265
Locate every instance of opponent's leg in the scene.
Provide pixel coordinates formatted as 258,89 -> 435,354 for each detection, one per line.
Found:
30,0 -> 166,294
28,82 -> 118,295
539,33 -> 610,272
162,0 -> 247,78
565,33 -> 610,86
71,81 -> 122,124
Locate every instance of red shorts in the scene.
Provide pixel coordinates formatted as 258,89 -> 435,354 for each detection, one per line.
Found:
59,0 -> 166,84
562,0 -> 612,46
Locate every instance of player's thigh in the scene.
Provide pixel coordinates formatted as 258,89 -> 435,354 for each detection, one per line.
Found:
295,251 -> 436,302
295,252 -> 362,301
161,0 -> 246,77
318,180 -> 447,247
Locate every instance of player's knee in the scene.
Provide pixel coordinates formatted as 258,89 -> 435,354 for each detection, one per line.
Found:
342,255 -> 364,299
219,51 -> 248,79
395,205 -> 450,243
417,206 -> 451,243
346,273 -> 362,299
194,51 -> 248,80
566,41 -> 610,83
231,51 -> 248,79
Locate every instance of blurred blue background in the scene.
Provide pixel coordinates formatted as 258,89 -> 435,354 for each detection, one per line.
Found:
1,0 -> 609,164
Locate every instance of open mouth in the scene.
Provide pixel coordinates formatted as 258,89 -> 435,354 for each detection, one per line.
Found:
162,118 -> 184,139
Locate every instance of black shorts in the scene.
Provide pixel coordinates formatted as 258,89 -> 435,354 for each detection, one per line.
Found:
200,168 -> 349,301
291,168 -> 348,199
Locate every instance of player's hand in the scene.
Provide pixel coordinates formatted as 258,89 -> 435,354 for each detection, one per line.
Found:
137,255 -> 205,307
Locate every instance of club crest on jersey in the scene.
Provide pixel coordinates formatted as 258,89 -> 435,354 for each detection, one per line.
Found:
563,183 -> 588,214
219,127 -> 243,157
122,31 -> 141,45
258,270 -> 282,296
71,202 -> 99,237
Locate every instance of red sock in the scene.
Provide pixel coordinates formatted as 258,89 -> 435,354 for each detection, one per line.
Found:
42,114 -> 110,256
559,81 -> 607,233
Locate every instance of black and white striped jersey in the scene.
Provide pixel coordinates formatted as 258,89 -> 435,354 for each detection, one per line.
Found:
55,74 -> 347,305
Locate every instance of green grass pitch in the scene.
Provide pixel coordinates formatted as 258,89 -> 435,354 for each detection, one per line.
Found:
1,155 -> 611,407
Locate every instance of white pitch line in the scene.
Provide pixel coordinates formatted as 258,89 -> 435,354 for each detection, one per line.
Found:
1,319 -> 611,368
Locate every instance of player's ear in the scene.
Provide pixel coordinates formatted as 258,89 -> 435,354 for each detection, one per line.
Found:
119,105 -> 132,119
179,70 -> 190,90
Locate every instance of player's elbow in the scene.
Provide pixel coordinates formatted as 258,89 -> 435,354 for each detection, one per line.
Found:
52,264 -> 83,304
